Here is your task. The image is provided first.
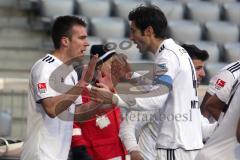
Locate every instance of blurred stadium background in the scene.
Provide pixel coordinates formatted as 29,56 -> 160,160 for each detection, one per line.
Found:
0,0 -> 239,140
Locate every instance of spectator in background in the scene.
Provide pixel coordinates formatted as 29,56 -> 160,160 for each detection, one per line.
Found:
71,45 -> 128,160
181,44 -> 209,86
21,15 -> 98,160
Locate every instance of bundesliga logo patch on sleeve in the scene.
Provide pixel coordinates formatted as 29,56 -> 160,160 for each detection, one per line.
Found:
38,83 -> 47,93
158,63 -> 167,69
156,63 -> 168,75
215,79 -> 226,90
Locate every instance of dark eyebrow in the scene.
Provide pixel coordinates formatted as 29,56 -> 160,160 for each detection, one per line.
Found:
79,35 -> 87,39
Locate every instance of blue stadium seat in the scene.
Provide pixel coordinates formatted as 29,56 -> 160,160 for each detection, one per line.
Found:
224,42 -> 240,62
150,0 -> 184,21
177,0 -> 200,4
0,0 -> 17,8
168,20 -> 202,43
0,111 -> 11,137
223,2 -> 240,25
186,1 -> 220,24
194,41 -> 220,63
90,17 -> 126,39
112,0 -> 146,20
205,21 -> 239,45
209,0 -> 237,5
206,62 -> 228,79
40,0 -> 74,17
76,0 -> 111,18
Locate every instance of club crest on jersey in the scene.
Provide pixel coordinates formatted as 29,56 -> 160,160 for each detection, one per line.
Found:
215,79 -> 226,90
38,83 -> 47,93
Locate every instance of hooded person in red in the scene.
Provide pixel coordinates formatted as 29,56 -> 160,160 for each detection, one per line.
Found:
71,45 -> 129,160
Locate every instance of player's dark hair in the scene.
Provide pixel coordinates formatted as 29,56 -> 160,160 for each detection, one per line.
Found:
128,5 -> 168,38
51,15 -> 87,49
182,44 -> 209,61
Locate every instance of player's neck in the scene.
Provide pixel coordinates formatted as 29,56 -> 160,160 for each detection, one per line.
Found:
150,38 -> 164,54
52,49 -> 70,64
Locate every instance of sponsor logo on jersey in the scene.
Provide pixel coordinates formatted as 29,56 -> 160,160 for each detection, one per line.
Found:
215,79 -> 226,90
38,83 -> 47,93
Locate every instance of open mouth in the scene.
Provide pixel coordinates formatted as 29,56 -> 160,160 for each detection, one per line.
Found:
81,50 -> 86,54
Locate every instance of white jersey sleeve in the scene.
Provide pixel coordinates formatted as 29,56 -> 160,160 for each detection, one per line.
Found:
207,67 -> 236,103
154,47 -> 180,82
115,49 -> 179,111
119,118 -> 140,152
119,111 -> 153,152
31,63 -> 60,102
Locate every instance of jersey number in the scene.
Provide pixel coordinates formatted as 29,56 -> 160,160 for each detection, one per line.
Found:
188,58 -> 198,109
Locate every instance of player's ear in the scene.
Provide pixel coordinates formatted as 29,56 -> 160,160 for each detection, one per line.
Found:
61,36 -> 70,47
144,26 -> 154,36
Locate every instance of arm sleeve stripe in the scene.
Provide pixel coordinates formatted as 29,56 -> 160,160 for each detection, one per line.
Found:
153,75 -> 173,89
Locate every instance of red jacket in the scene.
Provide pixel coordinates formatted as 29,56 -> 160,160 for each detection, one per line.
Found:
71,89 -> 127,160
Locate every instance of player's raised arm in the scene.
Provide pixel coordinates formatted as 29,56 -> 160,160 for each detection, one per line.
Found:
40,53 -> 98,119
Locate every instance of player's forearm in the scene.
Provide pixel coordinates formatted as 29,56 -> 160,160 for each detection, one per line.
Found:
114,92 -> 168,111
237,117 -> 240,143
41,83 -> 88,118
206,106 -> 222,120
130,150 -> 144,160
205,95 -> 225,120
200,92 -> 212,118
74,101 -> 99,121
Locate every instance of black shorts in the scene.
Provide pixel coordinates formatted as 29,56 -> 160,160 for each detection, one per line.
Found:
71,145 -> 92,160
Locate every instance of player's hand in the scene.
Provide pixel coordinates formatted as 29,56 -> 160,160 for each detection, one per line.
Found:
130,151 -> 144,160
90,85 -> 114,104
96,71 -> 113,91
111,54 -> 131,81
83,54 -> 99,83
77,54 -> 98,88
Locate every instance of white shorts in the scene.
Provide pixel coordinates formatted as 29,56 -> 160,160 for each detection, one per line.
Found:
156,148 -> 199,160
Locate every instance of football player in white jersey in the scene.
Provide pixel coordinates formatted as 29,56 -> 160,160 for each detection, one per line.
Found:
201,60 -> 240,121
91,6 -> 203,160
21,16 -> 99,160
119,44 -> 211,160
195,78 -> 240,160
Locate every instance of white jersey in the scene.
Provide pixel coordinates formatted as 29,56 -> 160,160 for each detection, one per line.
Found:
21,54 -> 80,160
154,39 -> 203,150
207,60 -> 240,103
117,38 -> 203,150
195,79 -> 240,160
